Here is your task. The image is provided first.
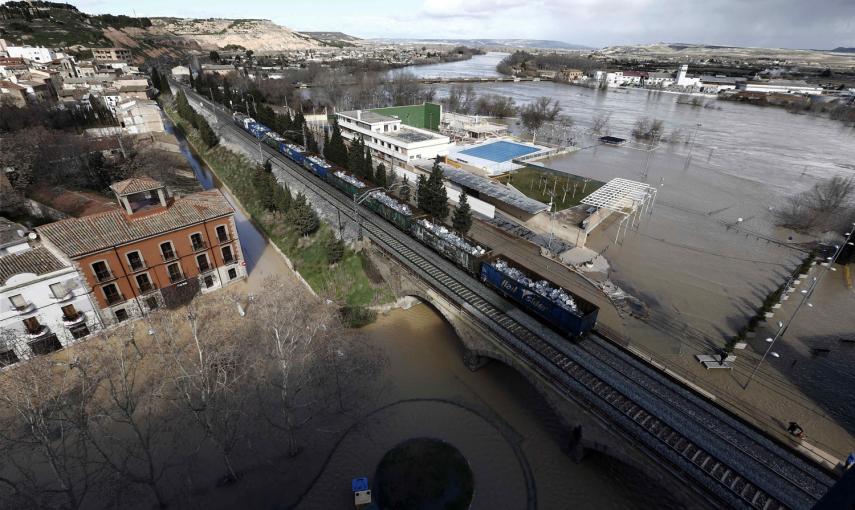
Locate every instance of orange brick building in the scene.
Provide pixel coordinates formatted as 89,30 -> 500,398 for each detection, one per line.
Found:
36,177 -> 246,325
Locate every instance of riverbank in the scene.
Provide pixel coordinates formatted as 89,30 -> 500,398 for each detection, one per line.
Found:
162,101 -> 392,316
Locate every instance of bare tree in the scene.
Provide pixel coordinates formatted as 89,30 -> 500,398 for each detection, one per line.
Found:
0,354 -> 105,510
591,112 -> 612,135
85,328 -> 183,508
775,175 -> 855,232
631,117 -> 665,141
151,299 -> 258,484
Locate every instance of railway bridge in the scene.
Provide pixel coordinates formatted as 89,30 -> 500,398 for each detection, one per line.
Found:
180,83 -> 839,510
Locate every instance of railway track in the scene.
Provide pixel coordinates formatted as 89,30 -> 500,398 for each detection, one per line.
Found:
185,87 -> 837,509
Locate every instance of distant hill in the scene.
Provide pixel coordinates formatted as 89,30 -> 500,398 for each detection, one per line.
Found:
302,31 -> 361,47
830,47 -> 855,53
373,38 -> 591,50
0,2 -> 323,61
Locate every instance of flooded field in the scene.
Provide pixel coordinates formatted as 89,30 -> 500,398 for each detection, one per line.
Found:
402,54 -> 855,449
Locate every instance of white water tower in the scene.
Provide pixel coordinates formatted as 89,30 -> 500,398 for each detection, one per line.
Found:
676,64 -> 689,86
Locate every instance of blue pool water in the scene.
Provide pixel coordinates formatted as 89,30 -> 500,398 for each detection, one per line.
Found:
458,141 -> 540,163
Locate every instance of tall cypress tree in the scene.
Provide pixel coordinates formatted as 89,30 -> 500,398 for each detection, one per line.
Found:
347,137 -> 364,176
427,157 -> 448,221
326,120 -> 348,167
416,174 -> 430,212
364,146 -> 374,182
452,190 -> 473,235
375,162 -> 387,187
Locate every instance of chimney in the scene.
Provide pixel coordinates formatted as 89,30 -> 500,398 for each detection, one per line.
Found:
356,109 -> 362,121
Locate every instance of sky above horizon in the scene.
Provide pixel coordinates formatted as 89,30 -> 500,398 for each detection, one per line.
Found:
69,0 -> 855,49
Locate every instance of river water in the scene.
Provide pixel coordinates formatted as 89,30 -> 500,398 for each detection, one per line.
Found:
400,53 -> 855,450
167,105 -> 683,508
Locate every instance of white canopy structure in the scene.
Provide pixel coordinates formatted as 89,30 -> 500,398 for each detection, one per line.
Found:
581,178 -> 657,242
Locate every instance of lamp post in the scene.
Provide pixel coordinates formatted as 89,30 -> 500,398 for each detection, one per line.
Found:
781,223 -> 855,337
683,122 -> 702,171
745,320 -> 785,389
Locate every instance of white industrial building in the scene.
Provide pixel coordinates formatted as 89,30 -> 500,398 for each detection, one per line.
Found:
675,65 -> 702,88
336,109 -> 453,167
0,219 -> 100,368
117,98 -> 166,135
741,79 -> 823,95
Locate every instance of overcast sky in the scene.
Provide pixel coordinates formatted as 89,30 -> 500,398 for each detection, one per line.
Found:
72,0 -> 855,49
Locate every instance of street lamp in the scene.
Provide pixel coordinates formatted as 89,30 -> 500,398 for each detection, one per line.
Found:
745,320 -> 785,389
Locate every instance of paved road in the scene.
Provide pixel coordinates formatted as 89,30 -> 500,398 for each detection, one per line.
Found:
181,84 -> 839,510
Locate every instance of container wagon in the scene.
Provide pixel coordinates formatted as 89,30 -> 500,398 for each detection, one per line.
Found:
263,131 -> 286,151
304,155 -> 331,179
326,169 -> 369,198
479,257 -> 598,337
361,191 -> 416,233
281,143 -> 306,165
410,218 -> 489,275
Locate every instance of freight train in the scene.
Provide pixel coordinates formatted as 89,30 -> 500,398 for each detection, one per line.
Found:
231,112 -> 599,337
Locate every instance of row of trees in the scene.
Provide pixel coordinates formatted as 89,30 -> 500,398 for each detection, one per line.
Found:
175,91 -> 219,148
0,278 -> 384,509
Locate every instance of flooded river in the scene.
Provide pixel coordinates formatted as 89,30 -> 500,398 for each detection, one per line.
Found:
402,54 -> 855,449
167,108 -> 682,509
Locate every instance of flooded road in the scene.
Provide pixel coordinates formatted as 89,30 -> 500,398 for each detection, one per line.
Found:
299,304 -> 684,510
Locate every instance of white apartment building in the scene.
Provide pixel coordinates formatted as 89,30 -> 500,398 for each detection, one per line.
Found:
646,72 -> 675,88
336,109 -> 453,167
0,39 -> 55,63
0,219 -> 100,368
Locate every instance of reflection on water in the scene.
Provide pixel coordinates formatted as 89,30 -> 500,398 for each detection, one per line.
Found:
163,114 -> 264,274
358,304 -> 685,509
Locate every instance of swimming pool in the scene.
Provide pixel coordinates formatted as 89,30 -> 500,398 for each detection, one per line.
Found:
458,141 -> 540,163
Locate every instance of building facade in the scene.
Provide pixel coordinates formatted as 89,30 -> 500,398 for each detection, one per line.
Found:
92,47 -> 133,64
336,109 -> 452,168
1,219 -> 100,368
36,178 -> 246,327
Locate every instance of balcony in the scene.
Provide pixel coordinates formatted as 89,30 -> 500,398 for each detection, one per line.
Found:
26,325 -> 50,339
52,290 -> 75,303
138,281 -> 158,295
161,250 -> 179,263
105,292 -> 125,305
12,302 -> 35,315
191,240 -> 208,252
62,312 -> 85,326
95,270 -> 115,283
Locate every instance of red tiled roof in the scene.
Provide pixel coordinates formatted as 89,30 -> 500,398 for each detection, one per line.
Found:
110,176 -> 163,196
0,246 -> 68,285
37,190 -> 235,258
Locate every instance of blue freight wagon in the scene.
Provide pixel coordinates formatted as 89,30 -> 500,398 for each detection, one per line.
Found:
304,155 -> 331,178
281,143 -> 306,165
480,258 -> 598,337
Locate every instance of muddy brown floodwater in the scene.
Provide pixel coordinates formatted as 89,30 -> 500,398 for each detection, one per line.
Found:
297,303 -> 685,510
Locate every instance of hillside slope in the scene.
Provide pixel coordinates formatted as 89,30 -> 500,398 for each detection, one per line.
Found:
0,2 -> 321,59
